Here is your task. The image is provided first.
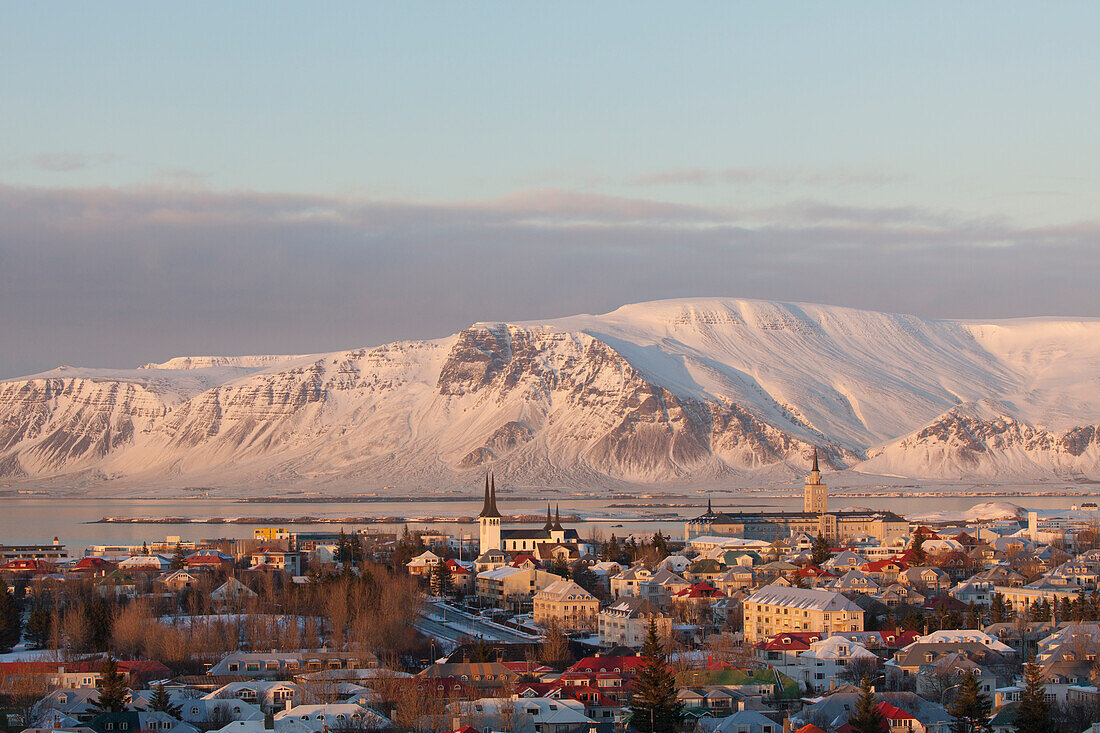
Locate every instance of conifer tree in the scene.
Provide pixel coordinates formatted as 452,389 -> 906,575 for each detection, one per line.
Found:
949,670 -> 990,733
811,532 -> 830,566
93,653 -> 130,713
0,586 -> 21,653
141,541 -> 149,556
631,619 -> 683,733
1014,663 -> 1055,733
25,605 -> 51,650
170,543 -> 186,570
431,559 -> 453,596
847,677 -> 885,733
149,682 -> 182,718
910,532 -> 927,565
990,594 -> 1006,624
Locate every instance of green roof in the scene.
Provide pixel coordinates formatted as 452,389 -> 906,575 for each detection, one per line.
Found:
673,669 -> 800,698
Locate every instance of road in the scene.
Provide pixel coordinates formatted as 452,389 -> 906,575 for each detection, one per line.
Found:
415,600 -> 543,645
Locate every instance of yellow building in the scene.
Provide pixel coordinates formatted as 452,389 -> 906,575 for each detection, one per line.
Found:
743,585 -> 864,643
254,528 -> 290,542
533,579 -> 598,631
476,565 -> 559,610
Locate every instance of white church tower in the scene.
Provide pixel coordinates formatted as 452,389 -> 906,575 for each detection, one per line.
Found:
478,473 -> 502,552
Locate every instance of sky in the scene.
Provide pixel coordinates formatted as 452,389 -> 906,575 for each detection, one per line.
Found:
2,2 -> 1099,378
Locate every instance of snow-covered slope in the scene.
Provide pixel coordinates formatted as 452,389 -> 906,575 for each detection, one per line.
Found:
2,298 -> 1098,488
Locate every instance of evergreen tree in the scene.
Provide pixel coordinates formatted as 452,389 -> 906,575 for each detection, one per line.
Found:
990,594 -> 1006,624
811,532 -> 830,566
149,683 -> 182,718
1014,662 -> 1056,733
846,677 -> 885,733
910,532 -> 927,565
93,654 -> 130,713
335,529 -> 350,564
170,543 -> 186,570
25,606 -> 51,650
548,557 -> 570,578
84,596 -> 114,651
652,532 -> 669,559
141,541 -> 149,556
949,670 -> 990,733
0,586 -> 21,653
431,559 -> 453,596
631,619 -> 683,733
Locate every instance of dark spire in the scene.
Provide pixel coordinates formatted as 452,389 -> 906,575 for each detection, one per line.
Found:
553,504 -> 563,531
812,447 -> 820,473
543,503 -> 553,531
707,497 -> 713,513
479,472 -> 501,519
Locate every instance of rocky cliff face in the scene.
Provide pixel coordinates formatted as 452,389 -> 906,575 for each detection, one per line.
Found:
2,298 -> 1099,488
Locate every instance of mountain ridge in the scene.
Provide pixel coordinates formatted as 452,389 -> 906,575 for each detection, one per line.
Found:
2,297 -> 1099,490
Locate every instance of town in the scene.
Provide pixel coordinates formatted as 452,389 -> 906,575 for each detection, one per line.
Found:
2,458 -> 1100,733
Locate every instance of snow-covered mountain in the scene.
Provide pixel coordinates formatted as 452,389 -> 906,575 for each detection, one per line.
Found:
2,298 -> 1099,489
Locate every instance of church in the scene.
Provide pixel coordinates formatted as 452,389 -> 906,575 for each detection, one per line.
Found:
684,450 -> 908,544
478,474 -> 582,554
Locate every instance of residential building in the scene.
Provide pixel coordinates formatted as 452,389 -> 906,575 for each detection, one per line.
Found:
743,585 -> 865,643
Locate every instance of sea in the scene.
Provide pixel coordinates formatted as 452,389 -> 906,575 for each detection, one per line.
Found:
0,492 -> 1093,556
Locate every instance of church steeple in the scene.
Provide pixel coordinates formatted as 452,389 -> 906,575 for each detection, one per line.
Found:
804,449 -> 827,514
479,472 -> 501,519
812,447 -> 819,474
543,503 -> 553,531
553,504 -> 563,531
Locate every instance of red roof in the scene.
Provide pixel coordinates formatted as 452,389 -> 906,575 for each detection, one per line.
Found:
862,558 -> 906,573
0,558 -> 54,574
444,559 -> 472,574
510,554 -> 542,568
794,565 -> 836,578
753,632 -> 821,651
567,656 -> 646,675
185,554 -> 230,566
73,557 -> 116,572
501,661 -> 552,674
672,581 -> 727,599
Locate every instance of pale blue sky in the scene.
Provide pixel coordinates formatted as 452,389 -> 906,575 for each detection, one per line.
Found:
1,3 -> 1098,376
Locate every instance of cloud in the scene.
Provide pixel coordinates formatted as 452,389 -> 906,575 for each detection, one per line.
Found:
0,183 -> 1096,379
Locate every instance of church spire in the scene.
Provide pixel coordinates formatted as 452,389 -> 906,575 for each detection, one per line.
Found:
543,503 -> 553,531
553,504 -> 563,531
812,447 -> 820,473
479,472 -> 501,518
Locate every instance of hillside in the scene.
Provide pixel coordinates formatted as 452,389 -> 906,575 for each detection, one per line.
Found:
2,298 -> 1098,490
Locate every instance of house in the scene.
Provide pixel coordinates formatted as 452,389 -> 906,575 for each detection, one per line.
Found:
476,566 -> 559,610
249,548 -> 301,575
797,636 -> 880,692
714,709 -> 781,733
203,680 -> 300,712
207,652 -> 377,677
442,696 -> 594,733
88,711 -> 199,733
597,597 -> 673,648
743,585 -> 864,643
418,663 -> 521,692
898,567 -> 951,593
159,570 -> 201,591
609,565 -> 654,599
211,578 -> 258,605
950,579 -> 995,606
407,550 -> 442,577
474,549 -> 508,574
828,570 -> 879,595
752,632 -> 821,674
837,702 -> 926,733
274,703 -> 390,732
184,550 -> 234,572
533,580 -> 598,631
172,698 -> 264,726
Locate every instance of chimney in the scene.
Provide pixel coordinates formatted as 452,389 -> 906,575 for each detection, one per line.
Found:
264,714 -> 274,730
